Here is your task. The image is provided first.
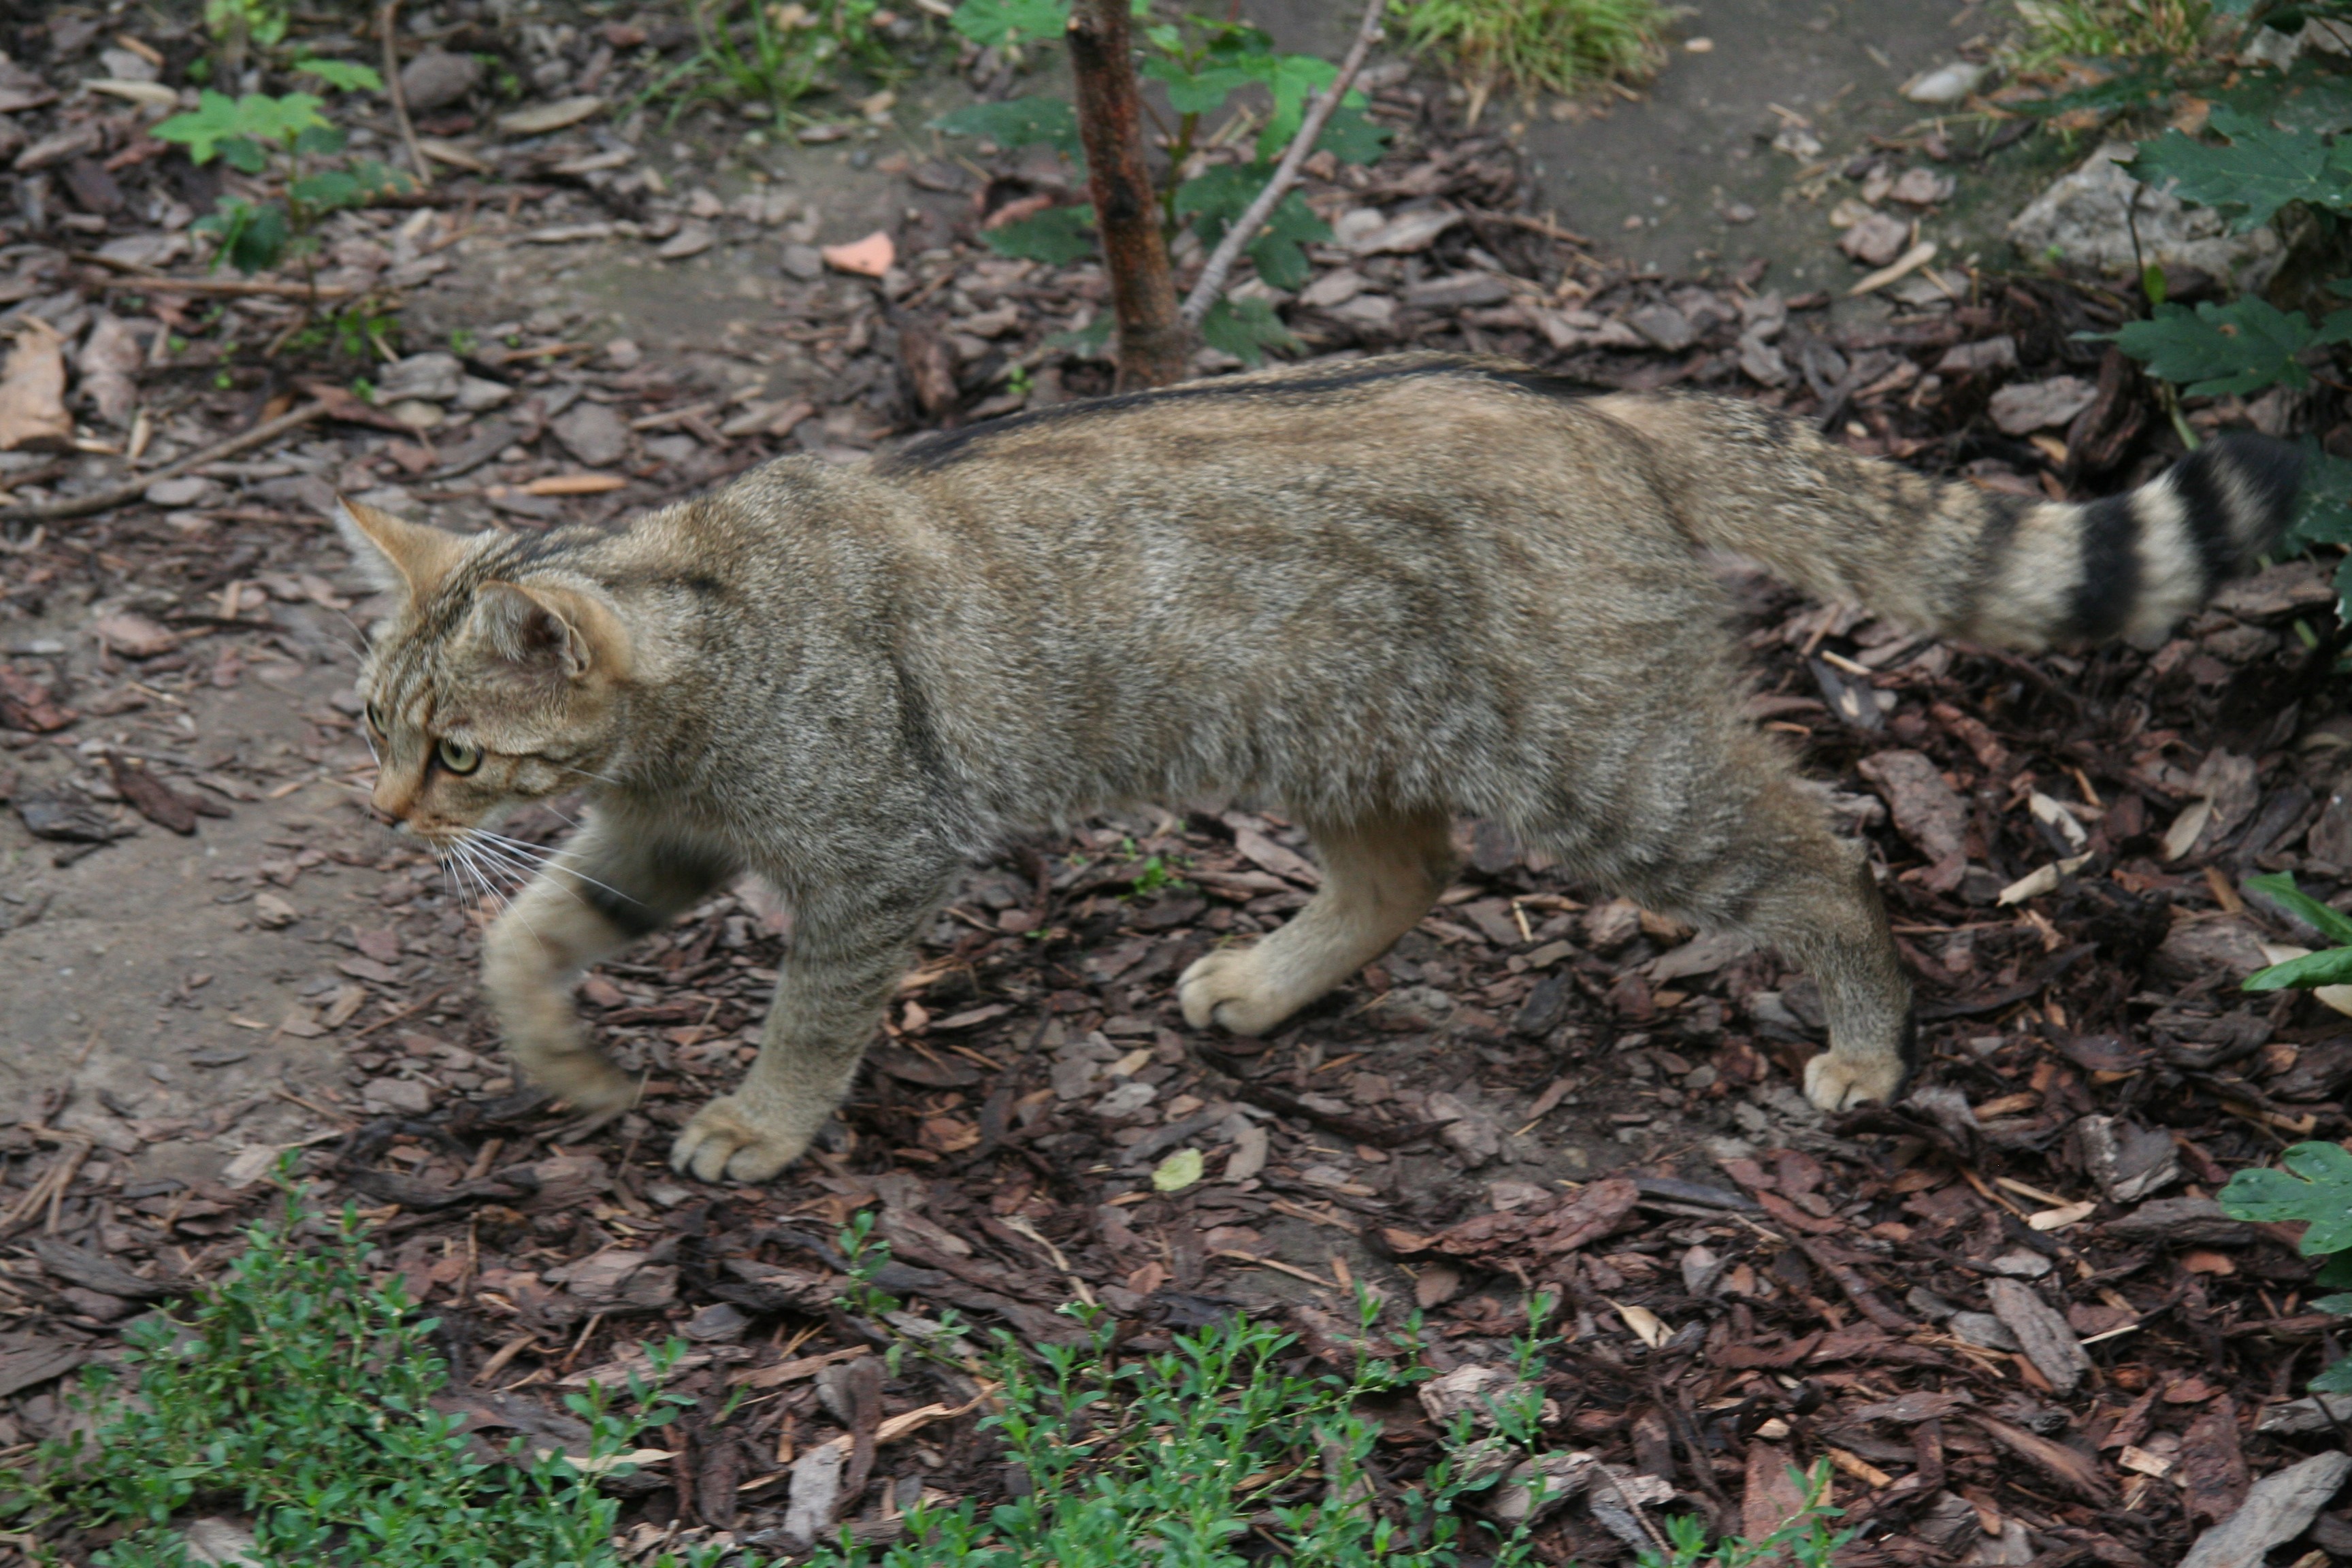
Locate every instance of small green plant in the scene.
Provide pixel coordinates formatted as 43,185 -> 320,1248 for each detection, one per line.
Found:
1637,1463 -> 1852,1568
2243,872 -> 2352,990
449,327 -> 479,357
836,1208 -> 904,1320
640,0 -> 913,131
2010,0 -> 2216,69
1,1188 -> 736,1566
154,73 -> 410,283
204,0 -> 289,71
936,2 -> 1390,364
1388,0 -> 1669,116
2219,1139 -> 2352,1394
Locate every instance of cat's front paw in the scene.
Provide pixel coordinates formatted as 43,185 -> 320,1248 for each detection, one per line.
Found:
1177,947 -> 1295,1036
670,1094 -> 809,1183
513,1047 -> 636,1115
1802,1049 -> 1906,1111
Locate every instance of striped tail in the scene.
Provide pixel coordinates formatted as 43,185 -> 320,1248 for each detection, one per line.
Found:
1595,393 -> 2305,651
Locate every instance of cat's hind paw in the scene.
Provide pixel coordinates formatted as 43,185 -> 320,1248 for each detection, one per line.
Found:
670,1094 -> 808,1183
1802,1049 -> 1906,1111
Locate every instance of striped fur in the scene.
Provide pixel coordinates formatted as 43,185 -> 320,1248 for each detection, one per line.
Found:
334,353 -> 2302,1181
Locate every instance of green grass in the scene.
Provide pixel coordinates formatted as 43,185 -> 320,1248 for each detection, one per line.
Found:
636,0 -> 915,132
1388,0 -> 1670,111
3,1191 -> 719,1568
7,1192 -> 1850,1568
2008,0 -> 2217,68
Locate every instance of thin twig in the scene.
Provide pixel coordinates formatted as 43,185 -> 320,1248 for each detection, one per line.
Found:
95,275 -> 360,300
1179,0 -> 1385,327
0,399 -> 331,527
381,0 -> 436,191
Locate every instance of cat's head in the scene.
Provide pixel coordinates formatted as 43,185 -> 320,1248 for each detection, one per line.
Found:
336,499 -> 633,847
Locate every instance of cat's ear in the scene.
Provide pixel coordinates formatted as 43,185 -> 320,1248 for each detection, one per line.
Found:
469,581 -> 630,683
333,496 -> 468,598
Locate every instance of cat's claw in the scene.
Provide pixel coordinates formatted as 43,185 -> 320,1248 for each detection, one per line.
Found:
1802,1050 -> 1906,1112
670,1095 -> 807,1183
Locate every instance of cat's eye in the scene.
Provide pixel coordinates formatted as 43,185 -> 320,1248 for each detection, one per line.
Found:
436,738 -> 483,774
363,702 -> 385,734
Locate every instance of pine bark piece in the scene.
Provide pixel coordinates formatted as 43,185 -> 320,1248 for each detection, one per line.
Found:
1066,0 -> 1188,389
108,754 -> 199,834
2178,1450 -> 2352,1568
1986,1277 -> 2091,1394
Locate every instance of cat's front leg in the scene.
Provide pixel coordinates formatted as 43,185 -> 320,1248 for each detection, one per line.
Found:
672,864 -> 949,1183
483,819 -> 736,1115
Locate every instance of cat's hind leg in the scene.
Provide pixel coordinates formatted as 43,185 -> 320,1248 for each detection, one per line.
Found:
481,817 -> 736,1114
1179,807 -> 1456,1036
1539,732 -> 1914,1111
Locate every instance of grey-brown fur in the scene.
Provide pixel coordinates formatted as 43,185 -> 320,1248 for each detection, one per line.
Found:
333,353 -> 2300,1181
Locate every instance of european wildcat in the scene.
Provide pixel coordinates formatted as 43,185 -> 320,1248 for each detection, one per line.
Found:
336,353 -> 2300,1183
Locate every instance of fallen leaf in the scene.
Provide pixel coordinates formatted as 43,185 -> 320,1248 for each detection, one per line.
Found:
821,231 -> 896,278
1153,1147 -> 1205,1192
0,319 -> 72,452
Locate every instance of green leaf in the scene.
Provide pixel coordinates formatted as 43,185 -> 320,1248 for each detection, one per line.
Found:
2291,445 -> 2352,555
2217,56 -> 2352,135
951,0 -> 1068,46
154,90 -> 331,163
2217,1141 -> 2352,1253
933,95 -> 1082,160
982,203 -> 1096,264
2130,105 -> 2352,229
2314,1293 -> 2352,1316
1200,295 -> 1298,366
193,195 -> 289,274
291,170 -> 362,210
1255,52 -> 1337,159
1143,53 -> 1257,115
2244,945 -> 2352,990
2243,872 -> 2352,945
1175,166 -> 1331,290
2321,1254 -> 2352,1288
1152,1148 -> 1205,1192
2311,1353 -> 2352,1392
1316,97 -> 1388,165
220,135 -> 269,175
2112,297 -> 2321,398
291,57 -> 382,93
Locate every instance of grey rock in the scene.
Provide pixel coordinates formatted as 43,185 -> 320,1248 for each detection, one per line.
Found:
1839,212 -> 1912,267
1405,272 -> 1514,309
2009,142 -> 2281,291
2073,1114 -> 2181,1204
1938,336 -> 2019,374
1987,1277 -> 2091,1394
374,351 -> 466,404
1948,1311 -> 2020,1351
363,1077 -> 434,1115
1627,304 -> 1695,351
1901,61 -> 1989,104
144,475 -> 225,508
683,1301 -> 751,1341
551,400 -> 630,467
400,49 -> 484,113
1327,293 -> 1396,331
1989,376 -> 2098,435
2178,1451 -> 2352,1568
1300,268 -> 1368,309
2102,1195 -> 2255,1247
781,1443 -> 844,1548
454,375 -> 513,412
781,243 -> 825,280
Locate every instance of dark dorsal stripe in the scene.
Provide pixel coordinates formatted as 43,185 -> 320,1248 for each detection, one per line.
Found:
877,357 -> 1599,474
2065,494 -> 2142,642
2166,444 -> 2244,595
